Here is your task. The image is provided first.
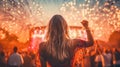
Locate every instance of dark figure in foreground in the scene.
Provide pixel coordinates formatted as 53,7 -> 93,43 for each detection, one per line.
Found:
39,14 -> 94,67
0,51 -> 7,67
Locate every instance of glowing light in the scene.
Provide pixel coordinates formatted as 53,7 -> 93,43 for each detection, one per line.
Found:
0,30 -> 6,39
0,0 -> 120,43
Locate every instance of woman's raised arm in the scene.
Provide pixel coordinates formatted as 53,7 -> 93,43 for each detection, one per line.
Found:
81,20 -> 94,47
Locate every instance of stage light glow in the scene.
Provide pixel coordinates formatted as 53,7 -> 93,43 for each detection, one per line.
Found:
0,0 -> 119,43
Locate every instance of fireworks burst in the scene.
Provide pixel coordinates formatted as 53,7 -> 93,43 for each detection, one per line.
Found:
0,0 -> 120,42
60,0 -> 120,41
0,0 -> 44,42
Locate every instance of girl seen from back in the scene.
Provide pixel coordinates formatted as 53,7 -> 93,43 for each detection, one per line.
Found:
39,14 -> 94,67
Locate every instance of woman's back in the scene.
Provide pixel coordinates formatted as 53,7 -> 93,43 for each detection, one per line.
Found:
39,14 -> 94,67
39,39 -> 87,67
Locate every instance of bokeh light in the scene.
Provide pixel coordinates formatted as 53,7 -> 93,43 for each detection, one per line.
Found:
0,0 -> 120,43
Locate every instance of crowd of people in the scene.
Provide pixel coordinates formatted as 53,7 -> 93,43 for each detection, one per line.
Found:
0,46 -> 40,67
73,43 -> 120,67
0,14 -> 120,67
0,43 -> 120,67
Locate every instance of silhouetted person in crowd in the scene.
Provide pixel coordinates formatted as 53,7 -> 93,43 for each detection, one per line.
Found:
82,49 -> 91,67
30,52 -> 36,67
8,46 -> 24,67
23,52 -> 32,67
112,48 -> 120,67
0,51 -> 7,67
101,48 -> 112,67
94,43 -> 102,67
39,14 -> 94,67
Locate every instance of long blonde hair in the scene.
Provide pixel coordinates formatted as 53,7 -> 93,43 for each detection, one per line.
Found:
45,15 -> 71,61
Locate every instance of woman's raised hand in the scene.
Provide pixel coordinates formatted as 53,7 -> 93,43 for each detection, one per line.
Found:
81,20 -> 89,28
